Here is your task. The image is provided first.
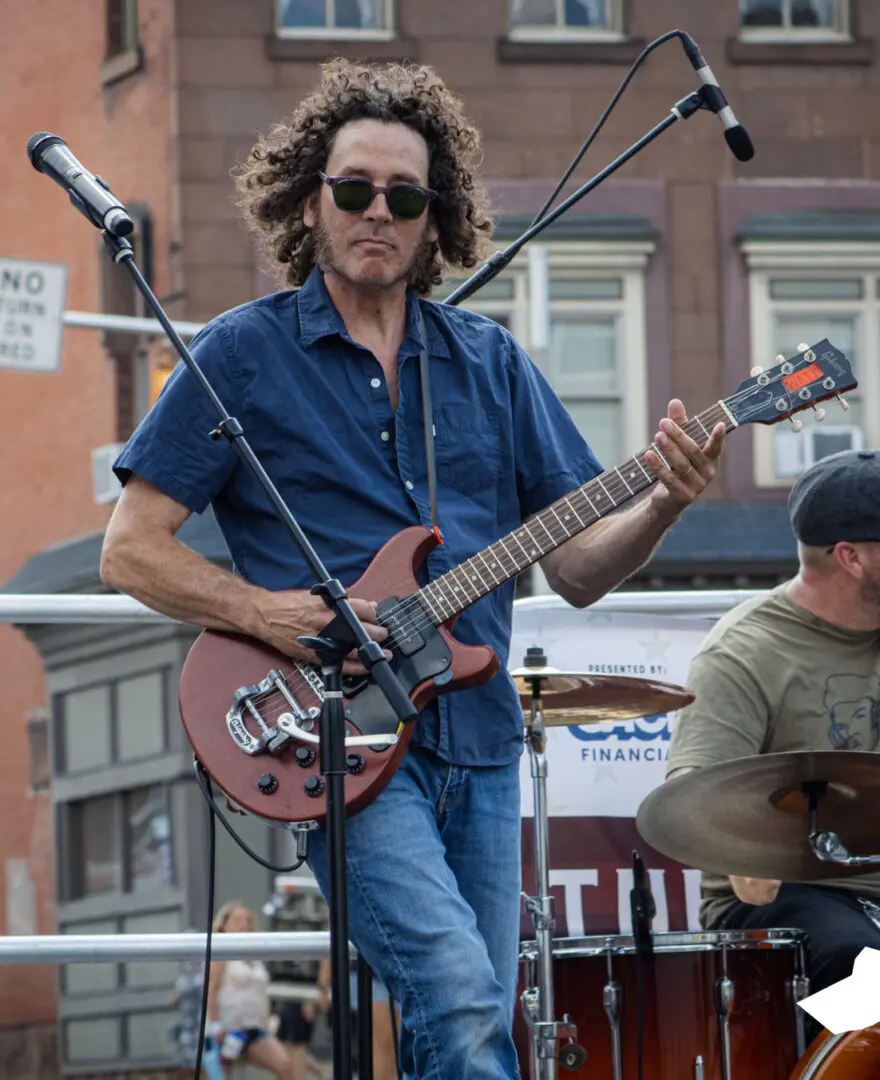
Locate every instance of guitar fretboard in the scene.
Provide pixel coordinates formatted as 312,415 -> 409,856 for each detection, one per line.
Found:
417,402 -> 734,624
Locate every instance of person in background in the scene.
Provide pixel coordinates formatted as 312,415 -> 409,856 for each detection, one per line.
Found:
171,949 -> 224,1080
207,901 -> 296,1079
274,957 -> 330,1079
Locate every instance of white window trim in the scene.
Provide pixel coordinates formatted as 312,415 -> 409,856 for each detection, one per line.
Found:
743,238 -> 879,489
739,0 -> 851,43
276,0 -> 395,39
509,0 -> 624,41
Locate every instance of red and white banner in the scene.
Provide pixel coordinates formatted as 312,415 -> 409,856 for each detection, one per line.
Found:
510,598 -> 714,938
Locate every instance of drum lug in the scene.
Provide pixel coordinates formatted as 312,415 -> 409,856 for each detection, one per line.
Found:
713,975 -> 734,1080
603,981 -> 623,1080
792,972 -> 811,1058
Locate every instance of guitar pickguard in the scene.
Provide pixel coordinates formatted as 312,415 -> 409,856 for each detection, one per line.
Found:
344,595 -> 453,740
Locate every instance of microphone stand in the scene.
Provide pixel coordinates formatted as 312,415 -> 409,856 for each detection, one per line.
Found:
97,228 -> 419,1080
444,86 -> 711,306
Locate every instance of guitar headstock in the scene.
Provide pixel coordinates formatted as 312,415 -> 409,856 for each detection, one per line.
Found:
726,339 -> 856,428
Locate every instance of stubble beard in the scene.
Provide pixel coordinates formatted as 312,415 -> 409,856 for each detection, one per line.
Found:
312,215 -> 432,292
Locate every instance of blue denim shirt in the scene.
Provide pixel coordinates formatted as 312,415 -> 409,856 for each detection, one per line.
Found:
114,270 -> 602,765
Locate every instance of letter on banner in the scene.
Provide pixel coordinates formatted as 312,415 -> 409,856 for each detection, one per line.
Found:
549,869 -> 599,937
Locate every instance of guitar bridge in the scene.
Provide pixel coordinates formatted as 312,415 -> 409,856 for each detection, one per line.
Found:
226,665 -> 321,756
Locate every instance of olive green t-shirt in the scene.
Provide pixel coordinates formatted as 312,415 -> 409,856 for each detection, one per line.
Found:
666,583 -> 880,929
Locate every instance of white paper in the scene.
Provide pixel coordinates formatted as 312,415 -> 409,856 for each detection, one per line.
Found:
798,947 -> 880,1033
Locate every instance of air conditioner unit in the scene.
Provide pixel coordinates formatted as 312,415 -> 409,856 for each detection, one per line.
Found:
91,443 -> 125,504
773,424 -> 864,479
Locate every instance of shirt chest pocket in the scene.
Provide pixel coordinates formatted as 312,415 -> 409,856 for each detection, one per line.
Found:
433,405 -> 501,498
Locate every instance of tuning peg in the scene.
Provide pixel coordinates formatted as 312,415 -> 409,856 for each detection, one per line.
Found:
750,366 -> 764,376
797,342 -> 809,352
789,417 -> 803,433
812,406 -> 826,422
836,394 -> 850,411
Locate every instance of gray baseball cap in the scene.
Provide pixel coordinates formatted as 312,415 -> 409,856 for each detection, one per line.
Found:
788,449 -> 880,546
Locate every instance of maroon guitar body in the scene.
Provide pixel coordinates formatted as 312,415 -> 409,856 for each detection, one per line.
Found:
179,526 -> 498,824
177,339 -> 856,826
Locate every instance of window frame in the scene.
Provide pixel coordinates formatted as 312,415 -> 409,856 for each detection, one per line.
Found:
743,239 -> 880,488
105,0 -> 140,60
55,666 -> 170,778
508,0 -> 625,42
61,783 -> 175,904
275,0 -> 396,40
738,0 -> 851,43
437,238 -> 651,595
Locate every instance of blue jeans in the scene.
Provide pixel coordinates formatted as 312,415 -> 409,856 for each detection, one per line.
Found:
304,744 -> 523,1079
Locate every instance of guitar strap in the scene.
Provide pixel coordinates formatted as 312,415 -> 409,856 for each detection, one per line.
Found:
417,306 -> 443,545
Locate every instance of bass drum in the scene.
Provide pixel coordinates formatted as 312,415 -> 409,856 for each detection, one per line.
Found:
789,1025 -> 880,1079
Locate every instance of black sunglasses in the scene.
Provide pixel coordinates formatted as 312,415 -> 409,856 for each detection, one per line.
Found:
318,170 -> 437,220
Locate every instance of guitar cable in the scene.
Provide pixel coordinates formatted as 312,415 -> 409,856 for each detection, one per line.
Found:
191,760 -> 307,1080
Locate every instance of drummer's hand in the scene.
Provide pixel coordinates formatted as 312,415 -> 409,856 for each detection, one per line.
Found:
730,875 -> 781,906
645,399 -> 724,523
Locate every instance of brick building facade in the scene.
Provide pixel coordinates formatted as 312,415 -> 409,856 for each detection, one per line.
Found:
0,0 -> 877,1075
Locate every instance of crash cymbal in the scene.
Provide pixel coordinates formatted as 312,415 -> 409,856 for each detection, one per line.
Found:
636,750 -> 880,881
517,674 -> 695,725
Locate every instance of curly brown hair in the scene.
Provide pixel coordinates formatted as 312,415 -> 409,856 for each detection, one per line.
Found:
233,59 -> 494,296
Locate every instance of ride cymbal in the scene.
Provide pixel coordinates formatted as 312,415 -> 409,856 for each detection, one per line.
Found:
636,750 -> 880,881
515,673 -> 695,725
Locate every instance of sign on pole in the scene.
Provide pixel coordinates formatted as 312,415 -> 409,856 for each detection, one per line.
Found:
0,257 -> 68,373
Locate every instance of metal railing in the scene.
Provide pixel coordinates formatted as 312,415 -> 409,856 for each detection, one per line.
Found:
0,587 -> 758,964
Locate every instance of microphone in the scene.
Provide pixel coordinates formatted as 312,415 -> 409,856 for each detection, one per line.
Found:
26,132 -> 135,237
678,33 -> 754,162
630,850 -> 656,956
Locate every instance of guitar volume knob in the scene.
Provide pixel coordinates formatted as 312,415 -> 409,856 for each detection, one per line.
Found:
304,776 -> 324,798
257,773 -> 278,795
346,754 -> 366,775
295,746 -> 316,768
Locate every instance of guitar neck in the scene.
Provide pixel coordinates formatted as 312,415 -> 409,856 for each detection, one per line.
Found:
418,401 -> 735,624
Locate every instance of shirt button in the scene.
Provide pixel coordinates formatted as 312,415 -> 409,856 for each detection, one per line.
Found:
405,480 -> 414,491
370,377 -> 382,389
380,431 -> 391,442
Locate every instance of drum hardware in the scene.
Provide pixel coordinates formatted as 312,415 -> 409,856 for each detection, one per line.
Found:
636,751 -> 880,881
790,946 -> 811,1054
713,946 -> 734,1080
602,960 -> 623,1080
518,646 -> 589,1079
694,1056 -> 705,1080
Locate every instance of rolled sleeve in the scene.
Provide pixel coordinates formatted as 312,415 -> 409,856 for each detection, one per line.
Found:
506,336 -> 603,517
113,320 -> 242,514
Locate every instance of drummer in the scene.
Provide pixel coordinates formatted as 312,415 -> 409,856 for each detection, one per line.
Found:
666,449 -> 880,1013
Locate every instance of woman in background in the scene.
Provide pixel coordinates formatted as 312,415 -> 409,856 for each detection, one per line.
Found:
207,901 -> 295,1079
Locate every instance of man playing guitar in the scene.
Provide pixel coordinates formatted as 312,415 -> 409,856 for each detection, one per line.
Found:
101,59 -> 723,1079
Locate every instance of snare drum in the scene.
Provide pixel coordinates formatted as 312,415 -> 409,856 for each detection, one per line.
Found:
788,1025 -> 880,1079
513,929 -> 807,1079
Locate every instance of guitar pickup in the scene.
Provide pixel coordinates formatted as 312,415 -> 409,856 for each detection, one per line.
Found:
377,596 -> 425,658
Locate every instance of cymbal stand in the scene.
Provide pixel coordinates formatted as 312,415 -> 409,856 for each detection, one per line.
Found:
519,651 -> 586,1079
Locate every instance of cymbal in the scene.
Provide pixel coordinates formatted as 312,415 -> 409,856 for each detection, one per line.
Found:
511,664 -> 587,696
513,672 -> 695,725
636,750 -> 880,881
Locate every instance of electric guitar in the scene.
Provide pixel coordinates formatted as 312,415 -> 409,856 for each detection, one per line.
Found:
178,340 -> 856,824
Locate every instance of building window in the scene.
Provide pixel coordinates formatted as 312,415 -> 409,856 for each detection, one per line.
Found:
739,0 -> 850,40
56,669 -> 168,776
742,245 -> 877,487
277,0 -> 395,37
64,785 -> 174,901
509,0 -> 623,39
106,0 -> 139,58
434,238 -> 651,593
26,708 -> 51,792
